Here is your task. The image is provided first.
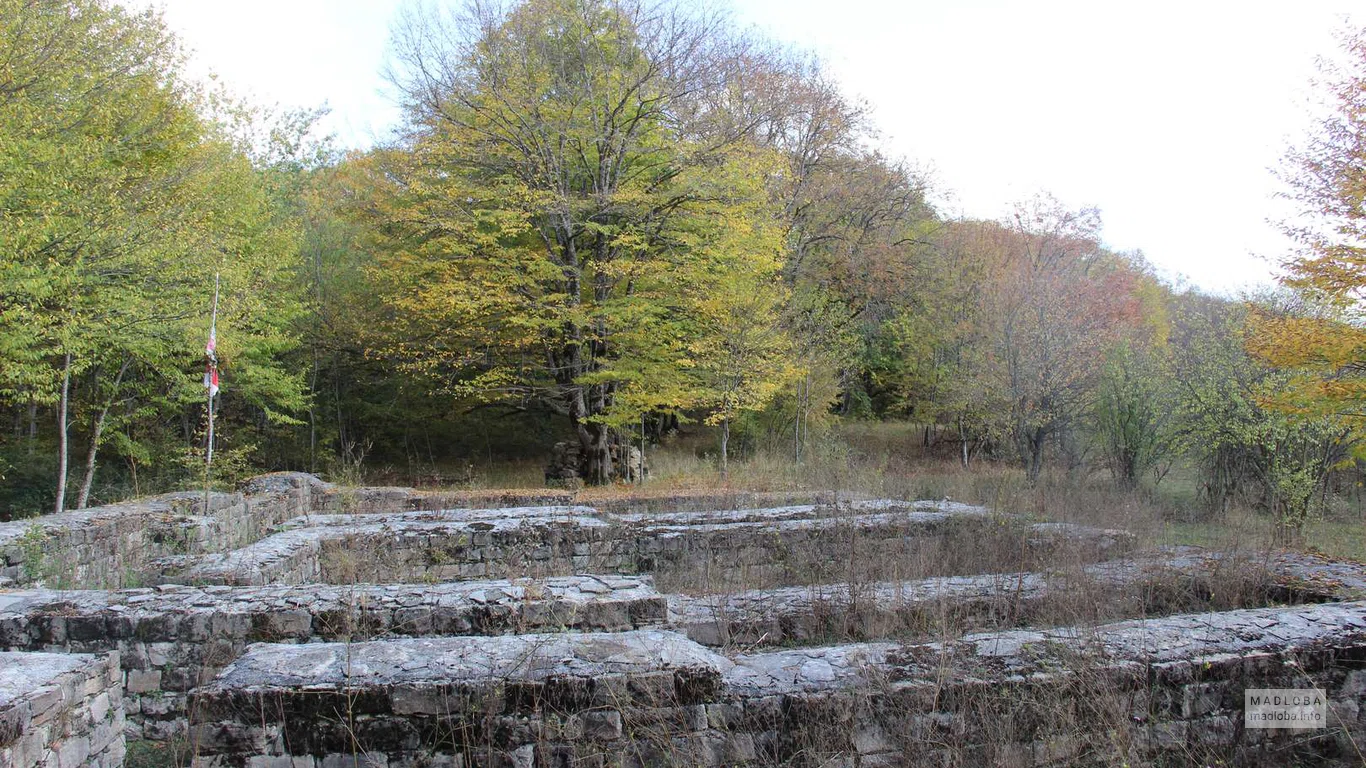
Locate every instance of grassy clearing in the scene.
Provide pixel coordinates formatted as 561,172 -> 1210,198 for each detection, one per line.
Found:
351,420 -> 1365,559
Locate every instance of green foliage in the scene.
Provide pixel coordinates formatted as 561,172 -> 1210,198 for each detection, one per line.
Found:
18,524 -> 47,584
1167,295 -> 1358,532
365,0 -> 797,483
1093,343 -> 1171,488
4,0 -> 1363,518
0,0 -> 308,514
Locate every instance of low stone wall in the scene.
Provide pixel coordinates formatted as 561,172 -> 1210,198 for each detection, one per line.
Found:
2,475 -> 1130,594
186,602 -> 1366,767
189,630 -> 733,767
173,501 -> 1124,590
0,575 -> 663,740
310,485 -> 851,516
723,601 -> 1366,765
0,651 -> 124,768
669,548 -> 1352,647
16,473 -> 1361,766
0,473 -> 329,590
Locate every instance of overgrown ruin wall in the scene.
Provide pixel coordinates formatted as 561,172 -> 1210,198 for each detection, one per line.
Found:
170,502 -> 1130,590
0,475 -> 917,592
0,473 -> 325,590
187,603 -> 1366,767
4,472 -> 1366,767
0,576 -> 664,740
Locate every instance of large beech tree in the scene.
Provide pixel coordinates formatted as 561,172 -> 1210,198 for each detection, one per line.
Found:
374,0 -> 792,483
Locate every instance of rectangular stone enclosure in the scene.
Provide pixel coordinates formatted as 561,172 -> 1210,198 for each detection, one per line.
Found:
3,472 -> 1366,767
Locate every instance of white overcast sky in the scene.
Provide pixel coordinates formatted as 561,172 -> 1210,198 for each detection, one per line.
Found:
124,0 -> 1361,294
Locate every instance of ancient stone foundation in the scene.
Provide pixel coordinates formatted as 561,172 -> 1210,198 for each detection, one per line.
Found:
0,651 -> 124,768
2,472 -> 1366,766
185,602 -> 1366,767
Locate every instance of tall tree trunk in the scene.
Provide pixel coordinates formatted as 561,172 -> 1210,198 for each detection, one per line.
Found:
720,413 -> 730,481
308,347 -> 318,474
27,398 -> 37,454
563,380 -> 615,486
959,415 -> 970,468
76,359 -> 130,509
54,352 -> 72,515
586,421 -> 612,485
1025,428 -> 1046,485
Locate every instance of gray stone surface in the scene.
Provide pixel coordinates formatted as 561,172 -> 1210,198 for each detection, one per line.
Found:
0,575 -> 660,630
211,629 -> 730,690
613,498 -> 990,527
0,651 -> 124,768
0,472 -> 325,590
725,600 -> 1366,694
1,575 -> 666,738
667,547 -> 1349,646
166,499 -> 1036,588
11,471 -> 1366,767
177,508 -> 610,585
0,652 -> 92,709
188,601 -> 1366,766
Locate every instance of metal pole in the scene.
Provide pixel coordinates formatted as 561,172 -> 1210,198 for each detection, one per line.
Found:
203,273 -> 219,513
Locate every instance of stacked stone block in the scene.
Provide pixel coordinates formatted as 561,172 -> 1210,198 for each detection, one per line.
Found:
186,602 -> 1366,767
172,501 -> 1116,591
0,472 -> 329,590
0,576 -> 665,739
0,651 -> 124,768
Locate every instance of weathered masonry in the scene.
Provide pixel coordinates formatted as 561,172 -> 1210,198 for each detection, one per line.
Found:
2,472 -> 1365,766
0,651 -> 124,768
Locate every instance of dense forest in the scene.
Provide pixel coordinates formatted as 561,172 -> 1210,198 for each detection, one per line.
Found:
2,0 -> 1365,539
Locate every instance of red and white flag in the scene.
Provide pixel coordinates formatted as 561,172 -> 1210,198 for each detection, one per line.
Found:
204,360 -> 219,398
204,287 -> 220,398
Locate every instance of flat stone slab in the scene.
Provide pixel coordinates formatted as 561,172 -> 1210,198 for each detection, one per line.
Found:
0,652 -> 94,710
0,575 -> 665,648
309,484 -> 863,516
275,505 -> 604,530
725,600 -> 1366,695
211,629 -> 731,691
190,631 -> 733,761
0,650 -> 123,766
199,601 -> 1366,702
1270,549 -> 1366,599
614,499 -> 991,527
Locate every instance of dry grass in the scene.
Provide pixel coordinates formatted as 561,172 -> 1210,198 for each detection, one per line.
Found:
364,419 -> 1365,561
271,423 -> 1366,766
152,423 -> 1366,767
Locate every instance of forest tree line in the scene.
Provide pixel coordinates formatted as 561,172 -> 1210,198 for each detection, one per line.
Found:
2,0 -> 1365,536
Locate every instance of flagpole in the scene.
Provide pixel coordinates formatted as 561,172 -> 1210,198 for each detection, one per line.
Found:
204,273 -> 220,514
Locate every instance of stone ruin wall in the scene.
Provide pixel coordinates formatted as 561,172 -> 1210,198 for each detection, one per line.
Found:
0,477 -> 861,592
0,474 -> 322,591
174,502 -> 1076,590
0,651 -> 124,768
188,604 -> 1366,767
0,576 -> 666,741
3,471 -> 1366,766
